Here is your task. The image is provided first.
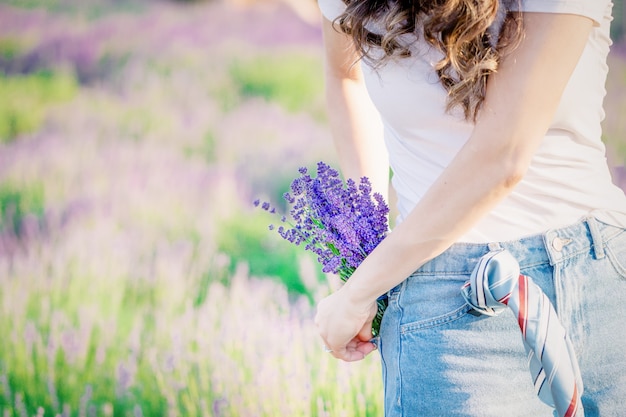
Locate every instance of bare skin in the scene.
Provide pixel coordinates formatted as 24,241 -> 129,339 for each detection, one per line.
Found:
315,12 -> 594,362
321,17 -> 389,200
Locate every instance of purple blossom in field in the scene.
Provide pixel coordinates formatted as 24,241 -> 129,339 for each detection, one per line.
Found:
258,161 -> 390,334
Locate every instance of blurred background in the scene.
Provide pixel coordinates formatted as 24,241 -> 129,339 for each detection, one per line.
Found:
0,0 -> 624,416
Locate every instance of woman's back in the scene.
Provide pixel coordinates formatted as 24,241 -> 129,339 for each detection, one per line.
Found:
318,0 -> 626,241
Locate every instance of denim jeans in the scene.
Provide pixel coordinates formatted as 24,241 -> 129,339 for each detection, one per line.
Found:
378,217 -> 626,417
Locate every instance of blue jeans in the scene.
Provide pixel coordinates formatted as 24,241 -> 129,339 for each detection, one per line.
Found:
378,217 -> 626,417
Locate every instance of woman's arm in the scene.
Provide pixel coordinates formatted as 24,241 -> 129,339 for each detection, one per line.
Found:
316,12 -> 594,361
322,17 -> 389,199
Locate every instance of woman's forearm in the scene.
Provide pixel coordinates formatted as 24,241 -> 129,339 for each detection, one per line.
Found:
341,134 -> 525,306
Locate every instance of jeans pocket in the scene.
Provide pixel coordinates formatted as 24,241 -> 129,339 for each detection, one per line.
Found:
400,303 -> 473,334
395,271 -> 474,335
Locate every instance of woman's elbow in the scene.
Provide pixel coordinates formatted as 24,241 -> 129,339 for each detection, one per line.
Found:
499,155 -> 529,191
472,134 -> 534,192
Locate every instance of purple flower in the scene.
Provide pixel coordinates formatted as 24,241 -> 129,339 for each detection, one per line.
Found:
255,161 -> 390,335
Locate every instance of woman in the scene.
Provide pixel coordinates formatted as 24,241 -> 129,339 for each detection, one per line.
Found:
313,0 -> 626,415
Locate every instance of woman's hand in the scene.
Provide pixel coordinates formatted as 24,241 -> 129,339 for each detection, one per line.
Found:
314,287 -> 379,362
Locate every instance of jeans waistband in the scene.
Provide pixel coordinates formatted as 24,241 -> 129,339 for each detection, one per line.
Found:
410,216 -> 623,276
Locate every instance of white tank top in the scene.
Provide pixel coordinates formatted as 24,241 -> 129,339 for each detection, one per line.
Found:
318,0 -> 626,242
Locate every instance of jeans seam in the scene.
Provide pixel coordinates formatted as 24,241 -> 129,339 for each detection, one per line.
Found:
396,289 -> 404,412
603,226 -> 625,244
605,243 -> 626,280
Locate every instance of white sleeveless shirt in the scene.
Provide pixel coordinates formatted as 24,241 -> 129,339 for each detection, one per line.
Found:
318,0 -> 626,242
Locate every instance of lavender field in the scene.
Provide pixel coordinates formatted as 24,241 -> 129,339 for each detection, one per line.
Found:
0,1 -> 624,416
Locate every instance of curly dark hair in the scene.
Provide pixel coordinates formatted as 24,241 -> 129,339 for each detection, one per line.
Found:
335,0 -> 523,121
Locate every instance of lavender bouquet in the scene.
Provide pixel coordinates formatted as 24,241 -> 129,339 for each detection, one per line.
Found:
256,161 -> 389,336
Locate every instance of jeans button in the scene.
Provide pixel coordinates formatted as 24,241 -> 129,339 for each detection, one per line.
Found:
552,237 -> 564,252
552,237 -> 572,252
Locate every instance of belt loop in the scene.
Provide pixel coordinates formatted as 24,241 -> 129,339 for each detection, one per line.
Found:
543,229 -> 561,266
488,242 -> 502,252
586,217 -> 606,260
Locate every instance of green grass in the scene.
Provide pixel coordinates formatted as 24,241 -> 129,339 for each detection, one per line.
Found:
215,211 -> 322,303
0,70 -> 77,143
229,53 -> 326,120
0,236 -> 384,416
0,181 -> 45,235
0,0 -> 146,18
0,38 -> 27,61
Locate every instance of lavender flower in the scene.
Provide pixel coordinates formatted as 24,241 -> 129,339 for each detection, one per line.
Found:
258,161 -> 389,335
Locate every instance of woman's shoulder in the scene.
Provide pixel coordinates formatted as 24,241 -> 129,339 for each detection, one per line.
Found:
510,0 -> 612,26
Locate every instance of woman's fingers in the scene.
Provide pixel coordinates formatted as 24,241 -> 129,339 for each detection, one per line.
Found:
356,302 -> 378,342
325,338 -> 377,362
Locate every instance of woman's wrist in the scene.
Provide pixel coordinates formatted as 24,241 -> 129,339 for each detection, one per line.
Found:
340,273 -> 380,313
